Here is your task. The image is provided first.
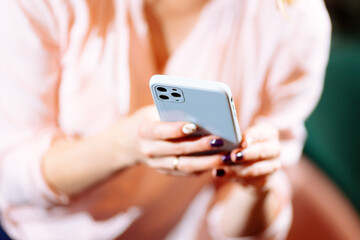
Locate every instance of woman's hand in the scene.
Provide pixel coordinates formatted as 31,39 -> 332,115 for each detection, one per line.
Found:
43,105 -> 224,196
117,105 -> 224,175
209,124 -> 289,238
213,123 -> 282,187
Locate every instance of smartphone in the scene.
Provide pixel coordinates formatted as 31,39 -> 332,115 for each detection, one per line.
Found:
149,75 -> 241,152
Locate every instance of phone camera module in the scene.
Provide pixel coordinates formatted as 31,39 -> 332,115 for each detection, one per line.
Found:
159,95 -> 169,100
157,87 -> 167,92
155,86 -> 184,103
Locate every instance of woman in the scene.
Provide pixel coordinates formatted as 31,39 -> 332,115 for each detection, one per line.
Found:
0,0 -> 331,239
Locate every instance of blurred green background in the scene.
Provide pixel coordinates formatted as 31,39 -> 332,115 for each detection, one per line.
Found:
304,0 -> 360,214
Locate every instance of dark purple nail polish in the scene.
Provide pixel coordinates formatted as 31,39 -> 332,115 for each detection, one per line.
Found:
235,151 -> 244,161
210,138 -> 224,147
215,169 -> 226,177
221,154 -> 231,164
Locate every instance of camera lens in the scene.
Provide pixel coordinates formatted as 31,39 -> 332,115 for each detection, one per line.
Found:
171,92 -> 181,98
157,87 -> 167,92
159,95 -> 169,100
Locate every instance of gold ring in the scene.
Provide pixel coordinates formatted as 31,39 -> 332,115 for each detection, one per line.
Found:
173,157 -> 179,171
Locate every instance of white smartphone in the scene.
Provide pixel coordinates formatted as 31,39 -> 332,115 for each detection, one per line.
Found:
149,75 -> 241,152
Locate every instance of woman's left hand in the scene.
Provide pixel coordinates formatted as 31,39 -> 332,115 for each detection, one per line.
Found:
213,123 -> 282,187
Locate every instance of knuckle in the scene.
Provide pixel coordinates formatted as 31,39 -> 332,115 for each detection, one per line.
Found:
145,159 -> 155,167
244,129 -> 254,140
152,122 -> 170,139
156,169 -> 169,175
200,138 -> 212,151
210,156 -> 222,166
259,152 -> 267,159
137,124 -> 146,138
134,132 -> 142,146
138,121 -> 155,139
173,144 -> 186,156
274,141 -> 281,158
171,129 -> 182,139
174,124 -> 185,136
274,151 -> 281,159
240,162 -> 266,178
140,145 -> 154,158
181,161 -> 195,174
273,159 -> 282,169
248,168 -> 260,178
160,122 -> 183,139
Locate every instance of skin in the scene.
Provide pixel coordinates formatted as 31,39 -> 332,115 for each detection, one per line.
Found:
43,0 -> 290,238
44,106 -> 288,237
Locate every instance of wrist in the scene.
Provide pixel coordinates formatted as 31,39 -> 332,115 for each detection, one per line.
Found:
219,182 -> 272,237
105,117 -> 140,170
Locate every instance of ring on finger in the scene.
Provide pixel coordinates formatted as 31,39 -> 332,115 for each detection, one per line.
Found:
173,156 -> 180,171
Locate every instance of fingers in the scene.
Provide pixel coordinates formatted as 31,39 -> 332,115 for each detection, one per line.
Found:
138,121 -> 197,140
227,123 -> 281,163
230,140 -> 281,163
145,154 -> 223,174
140,135 -> 224,157
210,124 -> 282,186
213,158 -> 281,179
241,123 -> 279,148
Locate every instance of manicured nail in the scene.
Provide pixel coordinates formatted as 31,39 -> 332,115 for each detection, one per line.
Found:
221,154 -> 231,164
214,169 -> 226,177
235,151 -> 244,161
210,138 -> 224,147
182,123 -> 197,135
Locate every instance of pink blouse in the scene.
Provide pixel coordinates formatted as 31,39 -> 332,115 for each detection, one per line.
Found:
0,0 -> 330,239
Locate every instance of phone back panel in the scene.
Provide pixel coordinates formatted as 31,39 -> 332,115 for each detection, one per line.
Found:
150,75 -> 241,152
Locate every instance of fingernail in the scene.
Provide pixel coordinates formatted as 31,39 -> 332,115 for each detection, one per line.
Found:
210,138 -> 224,148
182,123 -> 197,135
221,154 -> 231,164
214,169 -> 226,177
235,151 -> 244,161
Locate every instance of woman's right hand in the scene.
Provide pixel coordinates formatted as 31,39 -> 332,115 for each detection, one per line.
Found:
114,105 -> 224,176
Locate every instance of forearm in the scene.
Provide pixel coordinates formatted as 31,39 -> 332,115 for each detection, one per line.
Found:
218,170 -> 291,238
43,119 -> 136,196
220,182 -> 279,237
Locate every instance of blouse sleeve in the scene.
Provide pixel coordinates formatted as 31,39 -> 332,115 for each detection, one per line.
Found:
206,1 -> 331,239
0,0 -> 69,207
254,0 -> 332,166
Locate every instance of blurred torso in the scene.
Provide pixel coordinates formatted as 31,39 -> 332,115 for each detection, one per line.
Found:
63,0 -> 213,238
3,0 -> 302,238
